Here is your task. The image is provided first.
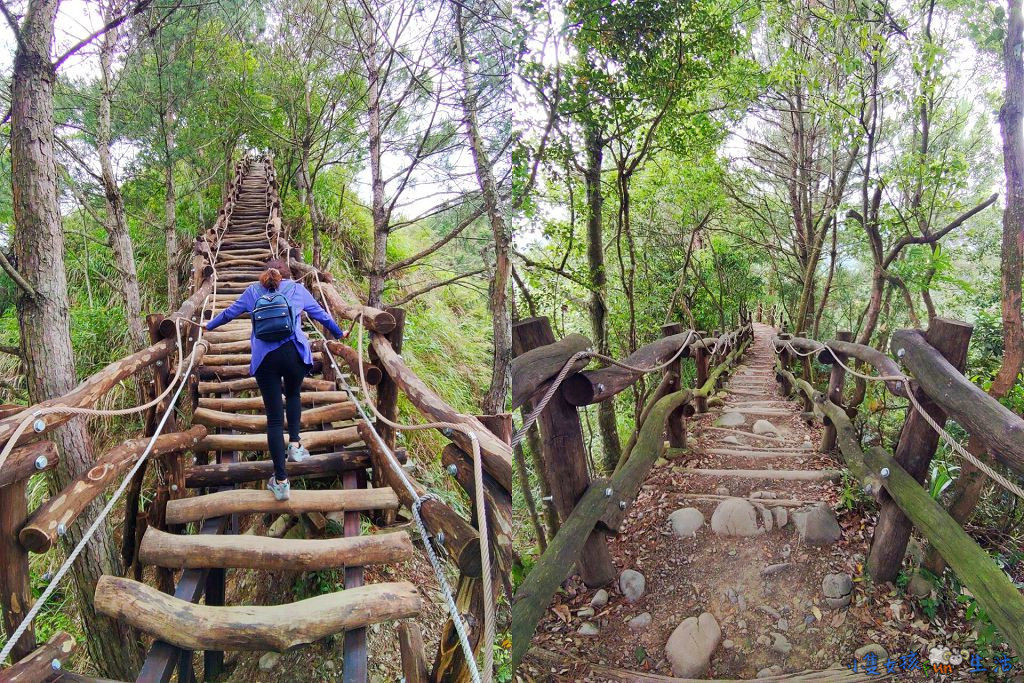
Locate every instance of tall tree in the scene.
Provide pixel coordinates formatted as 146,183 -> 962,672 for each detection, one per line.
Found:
3,0 -> 148,675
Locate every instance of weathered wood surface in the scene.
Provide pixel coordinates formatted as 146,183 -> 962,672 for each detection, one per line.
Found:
781,335 -> 909,398
0,478 -> 33,661
777,364 -> 1024,656
510,330 -> 592,409
893,326 -> 1024,476
0,441 -> 58,489
561,330 -> 695,406
198,376 -> 334,394
320,339 -> 382,385
357,423 -> 482,576
370,334 -> 514,491
192,402 -> 356,433
19,426 -> 207,553
397,622 -> 429,683
197,392 -> 351,411
512,317 -> 614,588
165,488 -> 399,524
139,526 -> 413,570
0,338 -> 176,452
869,319 -> 971,582
0,631 -> 75,683
194,426 -> 359,452
95,576 -> 421,652
312,279 -> 396,334
159,277 -> 214,338
184,449 -> 401,488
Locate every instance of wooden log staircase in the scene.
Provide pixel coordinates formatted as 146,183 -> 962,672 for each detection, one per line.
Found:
0,154 -> 512,683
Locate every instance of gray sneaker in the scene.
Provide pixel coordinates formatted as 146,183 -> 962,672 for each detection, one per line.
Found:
287,442 -> 311,463
267,476 -> 290,501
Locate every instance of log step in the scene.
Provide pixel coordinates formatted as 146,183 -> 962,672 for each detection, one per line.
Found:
184,449 -> 406,488
194,426 -> 359,452
678,468 -> 842,481
198,392 -> 351,411
199,376 -> 335,394
94,576 -> 420,652
165,487 -> 400,524
192,402 -> 357,432
139,526 -> 414,570
705,448 -> 815,459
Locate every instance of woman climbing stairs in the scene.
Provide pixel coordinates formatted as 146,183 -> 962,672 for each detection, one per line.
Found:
92,158 -> 421,679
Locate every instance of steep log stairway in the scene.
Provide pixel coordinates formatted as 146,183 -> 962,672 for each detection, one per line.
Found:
91,158 -> 421,679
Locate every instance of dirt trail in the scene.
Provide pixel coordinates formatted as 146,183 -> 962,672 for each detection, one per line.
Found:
525,323 -> 932,681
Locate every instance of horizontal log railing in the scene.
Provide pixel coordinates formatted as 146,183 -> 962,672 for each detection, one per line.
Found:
773,322 -> 1024,656
510,318 -> 752,669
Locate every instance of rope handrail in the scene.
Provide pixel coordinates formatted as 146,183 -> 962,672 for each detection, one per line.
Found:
772,335 -> 1024,503
309,273 -> 496,682
0,306 -> 213,665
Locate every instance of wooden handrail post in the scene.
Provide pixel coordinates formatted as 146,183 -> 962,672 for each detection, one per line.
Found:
1,481 -> 35,660
512,317 -> 615,588
368,306 -> 404,526
661,323 -> 686,448
821,330 -> 852,453
694,331 -> 709,413
867,318 -> 972,583
777,332 -> 793,396
795,330 -> 813,412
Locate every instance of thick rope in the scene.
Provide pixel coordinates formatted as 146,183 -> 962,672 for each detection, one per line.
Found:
307,273 -> 494,682
511,330 -> 699,447
772,338 -> 1024,502
0,312 -> 211,665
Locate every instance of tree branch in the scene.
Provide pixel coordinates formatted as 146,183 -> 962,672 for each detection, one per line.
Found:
882,193 -> 999,269
390,268 -> 486,306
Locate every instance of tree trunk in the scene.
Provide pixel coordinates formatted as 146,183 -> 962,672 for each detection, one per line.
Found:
98,1 -> 146,350
365,15 -> 387,308
9,1 -> 142,675
938,0 -> 1024,545
162,106 -> 179,306
584,122 -> 621,472
455,5 -> 509,414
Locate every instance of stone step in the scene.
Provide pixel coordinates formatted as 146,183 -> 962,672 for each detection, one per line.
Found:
678,468 -> 842,482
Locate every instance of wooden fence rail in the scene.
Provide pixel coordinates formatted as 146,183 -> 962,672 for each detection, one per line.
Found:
509,318 -> 752,669
773,320 -> 1024,656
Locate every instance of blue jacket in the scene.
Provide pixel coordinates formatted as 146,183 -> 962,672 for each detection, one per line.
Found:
206,280 -> 345,375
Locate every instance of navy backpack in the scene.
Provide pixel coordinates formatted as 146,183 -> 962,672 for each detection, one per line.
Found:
252,282 -> 297,341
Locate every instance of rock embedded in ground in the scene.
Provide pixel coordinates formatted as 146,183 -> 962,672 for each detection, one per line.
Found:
757,665 -> 783,678
619,569 -> 646,603
822,573 -> 853,609
578,622 -> 600,636
577,607 -> 595,619
716,485 -> 731,496
668,507 -> 705,537
772,632 -> 792,655
628,612 -> 652,632
771,506 -> 789,528
907,571 -> 932,599
716,411 -> 746,427
855,643 -> 889,661
752,419 -> 778,435
591,589 -> 609,608
792,503 -> 842,544
758,604 -> 781,619
722,435 -> 740,444
711,498 -> 766,537
665,612 -> 722,678
259,652 -> 281,671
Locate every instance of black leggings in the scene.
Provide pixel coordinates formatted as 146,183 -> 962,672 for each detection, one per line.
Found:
254,342 -> 308,481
